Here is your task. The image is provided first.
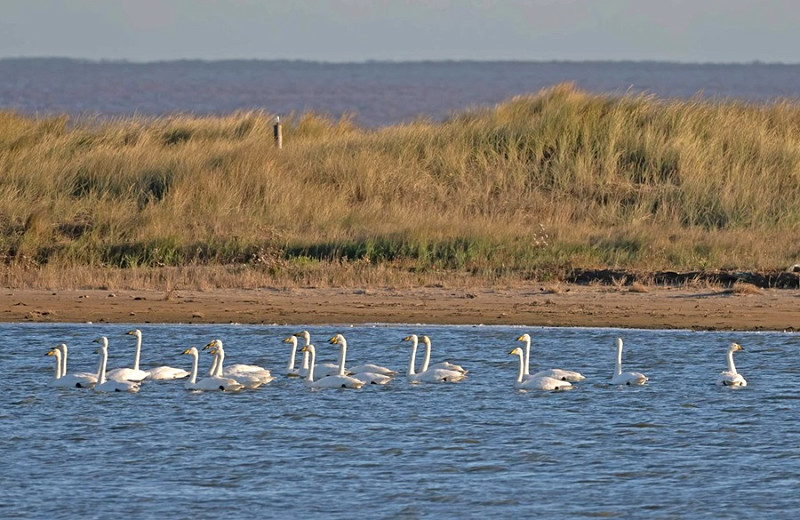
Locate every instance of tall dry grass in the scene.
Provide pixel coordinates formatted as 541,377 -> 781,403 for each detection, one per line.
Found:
2,83 -> 800,289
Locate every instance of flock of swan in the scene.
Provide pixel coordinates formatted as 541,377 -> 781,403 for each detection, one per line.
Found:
44,329 -> 748,393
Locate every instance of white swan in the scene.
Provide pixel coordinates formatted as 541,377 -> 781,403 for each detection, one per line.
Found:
717,342 -> 747,387
294,331 -> 341,378
300,344 -> 364,389
419,335 -> 467,374
402,335 -> 466,383
92,337 -> 141,393
206,342 -> 273,389
46,347 -> 94,388
105,332 -> 150,383
51,343 -> 97,388
182,347 -> 244,392
516,333 -> 584,382
509,347 -> 571,390
329,334 -> 394,385
610,337 -> 648,385
203,339 -> 272,380
126,329 -> 189,380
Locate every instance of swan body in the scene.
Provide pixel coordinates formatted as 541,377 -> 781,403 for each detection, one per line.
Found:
418,335 -> 467,374
46,347 -> 95,388
105,331 -> 150,382
329,334 -> 394,384
295,331 -> 341,377
182,347 -> 244,392
124,330 -> 189,380
204,339 -> 273,382
51,344 -> 97,388
717,343 -> 747,387
402,335 -> 466,383
93,337 -> 141,393
610,338 -> 648,385
510,347 -> 571,391
516,333 -> 584,382
301,345 -> 364,389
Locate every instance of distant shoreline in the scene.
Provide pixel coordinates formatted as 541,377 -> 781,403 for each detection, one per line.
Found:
4,285 -> 798,331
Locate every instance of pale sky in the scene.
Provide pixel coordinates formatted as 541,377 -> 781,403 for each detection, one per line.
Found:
2,0 -> 799,63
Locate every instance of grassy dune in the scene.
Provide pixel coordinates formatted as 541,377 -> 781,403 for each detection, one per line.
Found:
2,83 -> 800,289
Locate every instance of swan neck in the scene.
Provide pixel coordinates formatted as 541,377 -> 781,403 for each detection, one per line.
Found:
615,343 -> 623,376
421,339 -> 431,373
214,349 -> 225,377
337,338 -> 347,376
287,339 -> 297,371
133,333 -> 142,371
408,342 -> 418,376
189,351 -> 199,384
306,348 -> 315,382
302,350 -> 310,370
53,350 -> 62,379
516,351 -> 525,383
97,348 -> 108,385
524,337 -> 531,375
727,350 -> 737,374
60,345 -> 68,377
208,351 -> 219,376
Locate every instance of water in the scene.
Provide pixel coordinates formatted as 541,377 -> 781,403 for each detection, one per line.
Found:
2,59 -> 800,126
2,323 -> 798,518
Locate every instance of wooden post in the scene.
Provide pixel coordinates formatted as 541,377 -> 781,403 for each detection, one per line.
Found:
273,116 -> 282,149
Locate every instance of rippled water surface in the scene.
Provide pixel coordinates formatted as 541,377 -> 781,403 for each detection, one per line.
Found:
2,323 -> 799,518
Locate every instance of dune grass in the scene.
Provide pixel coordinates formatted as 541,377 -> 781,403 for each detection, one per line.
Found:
2,83 -> 800,289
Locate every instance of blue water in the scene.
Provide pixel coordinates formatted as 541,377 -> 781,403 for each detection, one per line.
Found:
2,59 -> 800,126
2,323 -> 798,518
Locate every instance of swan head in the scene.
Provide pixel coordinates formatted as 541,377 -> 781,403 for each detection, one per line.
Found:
516,333 -> 531,342
421,335 -> 431,346
509,347 -> 524,357
126,329 -> 142,338
300,344 -> 316,354
294,330 -> 311,342
46,348 -> 59,357
92,336 -> 109,349
616,338 -> 624,349
729,342 -> 744,352
203,339 -> 222,350
329,334 -> 345,345
402,334 -> 418,343
284,336 -> 298,346
182,347 -> 198,356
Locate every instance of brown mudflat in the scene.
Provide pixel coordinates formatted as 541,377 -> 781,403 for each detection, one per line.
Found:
3,285 -> 799,331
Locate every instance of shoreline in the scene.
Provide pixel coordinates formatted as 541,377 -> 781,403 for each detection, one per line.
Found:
3,285 -> 799,331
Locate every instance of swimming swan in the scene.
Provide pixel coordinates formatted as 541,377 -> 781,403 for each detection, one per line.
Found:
329,334 -> 394,385
105,332 -> 151,383
509,347 -> 572,390
126,329 -> 189,380
402,335 -> 466,383
717,343 -> 747,387
52,343 -> 97,388
516,333 -> 584,382
46,347 -> 95,388
206,343 -> 273,389
182,347 -> 244,392
419,335 -> 467,374
294,331 -> 340,378
92,337 -> 141,393
610,338 -> 648,385
203,339 -> 272,381
284,336 -> 303,377
300,344 -> 364,389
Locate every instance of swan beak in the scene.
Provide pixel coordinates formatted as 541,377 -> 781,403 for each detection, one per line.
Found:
182,348 -> 192,355
283,337 -> 293,343
45,350 -> 55,356
515,335 -> 524,341
202,341 -> 215,350
300,346 -> 308,352
328,336 -> 338,344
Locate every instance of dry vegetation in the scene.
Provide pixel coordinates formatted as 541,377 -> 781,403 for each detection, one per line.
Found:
3,83 -> 800,290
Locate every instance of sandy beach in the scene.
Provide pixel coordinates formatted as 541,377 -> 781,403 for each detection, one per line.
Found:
3,284 -> 798,331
